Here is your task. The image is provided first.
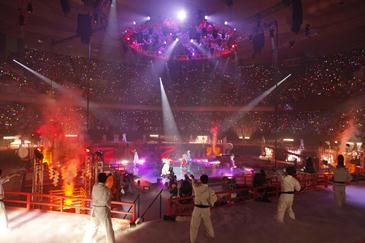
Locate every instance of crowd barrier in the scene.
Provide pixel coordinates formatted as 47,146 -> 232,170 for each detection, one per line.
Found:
167,173 -> 331,218
4,191 -> 137,223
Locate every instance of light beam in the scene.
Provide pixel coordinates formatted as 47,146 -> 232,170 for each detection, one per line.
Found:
220,74 -> 292,133
160,77 -> 180,142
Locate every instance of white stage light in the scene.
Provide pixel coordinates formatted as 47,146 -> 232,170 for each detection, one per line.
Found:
204,15 -> 208,20
224,21 -> 228,25
177,10 -> 187,21
146,16 -> 151,21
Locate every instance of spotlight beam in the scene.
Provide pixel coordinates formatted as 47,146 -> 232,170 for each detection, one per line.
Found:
13,59 -> 64,92
190,40 -> 211,57
163,39 -> 179,59
160,77 -> 181,141
12,59 -> 87,107
220,74 -> 292,133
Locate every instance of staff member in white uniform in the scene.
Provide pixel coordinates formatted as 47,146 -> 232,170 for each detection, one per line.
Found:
333,154 -> 352,207
189,174 -> 217,243
277,166 -> 301,223
89,172 -> 115,243
0,169 -> 20,230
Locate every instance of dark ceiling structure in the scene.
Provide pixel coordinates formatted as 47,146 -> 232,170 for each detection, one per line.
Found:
0,0 -> 364,64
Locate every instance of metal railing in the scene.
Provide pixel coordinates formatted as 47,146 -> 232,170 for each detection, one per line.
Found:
4,191 -> 137,223
138,188 -> 164,223
167,187 -> 254,217
166,173 -> 330,217
123,193 -> 141,220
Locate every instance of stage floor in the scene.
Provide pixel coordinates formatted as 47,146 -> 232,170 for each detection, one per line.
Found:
2,184 -> 365,243
0,209 -> 129,243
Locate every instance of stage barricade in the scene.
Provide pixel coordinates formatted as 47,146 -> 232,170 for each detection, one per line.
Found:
167,187 -> 254,217
251,177 -> 281,200
166,173 -> 330,218
234,174 -> 280,200
4,191 -> 137,223
296,173 -> 330,191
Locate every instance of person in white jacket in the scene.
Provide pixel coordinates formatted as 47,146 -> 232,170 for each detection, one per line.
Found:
333,154 -> 352,207
0,169 -> 20,230
276,166 -> 301,223
85,172 -> 115,243
190,174 -> 217,243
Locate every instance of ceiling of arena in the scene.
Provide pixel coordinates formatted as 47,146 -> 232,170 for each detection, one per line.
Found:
1,0 -> 365,64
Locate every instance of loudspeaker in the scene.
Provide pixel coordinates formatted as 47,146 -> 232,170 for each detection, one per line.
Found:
291,0 -> 303,33
77,14 -> 92,44
0,33 -> 6,61
60,0 -> 70,15
0,33 -> 24,61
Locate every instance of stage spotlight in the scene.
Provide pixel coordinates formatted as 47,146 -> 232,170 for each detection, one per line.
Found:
177,10 -> 187,21
224,21 -> 228,25
133,21 -> 136,25
204,15 -> 208,20
146,16 -> 151,21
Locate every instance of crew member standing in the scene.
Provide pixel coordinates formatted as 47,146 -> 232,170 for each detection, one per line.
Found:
0,169 -> 20,230
89,172 -> 115,243
190,174 -> 217,243
277,166 -> 301,223
333,154 -> 352,207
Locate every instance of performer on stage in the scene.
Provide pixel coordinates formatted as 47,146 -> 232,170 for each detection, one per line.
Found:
0,169 -> 20,230
186,150 -> 192,173
161,158 -> 171,177
181,153 -> 188,174
230,154 -> 237,169
132,149 -> 139,175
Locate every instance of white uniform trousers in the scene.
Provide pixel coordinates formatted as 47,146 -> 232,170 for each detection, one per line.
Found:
334,184 -> 346,207
88,207 -> 115,243
0,201 -> 8,230
277,194 -> 296,223
190,207 -> 214,243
